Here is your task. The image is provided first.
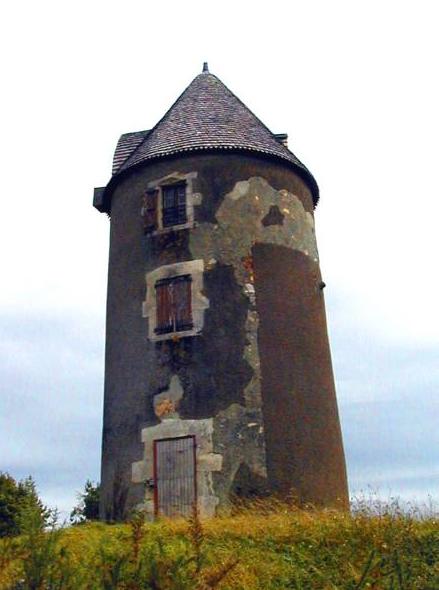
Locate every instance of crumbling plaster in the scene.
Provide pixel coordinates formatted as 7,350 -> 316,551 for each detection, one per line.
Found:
189,176 -> 319,288
191,177 -> 319,503
189,176 -> 319,414
153,374 -> 184,420
133,176 -> 321,516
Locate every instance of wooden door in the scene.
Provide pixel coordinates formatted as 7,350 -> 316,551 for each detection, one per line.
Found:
153,435 -> 197,517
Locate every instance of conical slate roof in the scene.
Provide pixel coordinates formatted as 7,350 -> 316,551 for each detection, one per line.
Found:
96,66 -> 319,211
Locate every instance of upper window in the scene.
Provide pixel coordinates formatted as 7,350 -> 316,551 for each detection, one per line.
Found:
162,184 -> 187,227
141,172 -> 200,236
142,181 -> 192,234
155,274 -> 193,335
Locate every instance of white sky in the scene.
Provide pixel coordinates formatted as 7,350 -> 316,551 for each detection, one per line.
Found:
1,0 -> 438,516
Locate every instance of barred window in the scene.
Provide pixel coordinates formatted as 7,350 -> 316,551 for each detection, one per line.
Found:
155,274 -> 193,335
162,184 -> 187,227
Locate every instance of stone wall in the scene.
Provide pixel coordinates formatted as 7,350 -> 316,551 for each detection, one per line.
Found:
99,152 -> 348,520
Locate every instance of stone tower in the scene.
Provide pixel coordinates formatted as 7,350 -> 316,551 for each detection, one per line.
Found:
94,64 -> 348,520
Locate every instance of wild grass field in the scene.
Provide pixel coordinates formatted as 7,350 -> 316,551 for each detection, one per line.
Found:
0,498 -> 438,589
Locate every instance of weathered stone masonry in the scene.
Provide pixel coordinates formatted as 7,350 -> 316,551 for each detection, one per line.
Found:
95,67 -> 348,520
131,171 -> 320,517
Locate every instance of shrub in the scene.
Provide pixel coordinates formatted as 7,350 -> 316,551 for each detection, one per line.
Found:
70,480 -> 100,524
0,473 -> 51,538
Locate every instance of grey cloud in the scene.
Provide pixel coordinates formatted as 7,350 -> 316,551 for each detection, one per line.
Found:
328,289 -> 439,500
0,310 -> 104,515
1,290 -> 438,515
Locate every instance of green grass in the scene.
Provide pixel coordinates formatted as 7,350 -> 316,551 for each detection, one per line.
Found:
0,499 -> 438,589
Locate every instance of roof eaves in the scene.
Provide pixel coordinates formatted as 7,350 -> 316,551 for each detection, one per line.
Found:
96,144 -> 319,215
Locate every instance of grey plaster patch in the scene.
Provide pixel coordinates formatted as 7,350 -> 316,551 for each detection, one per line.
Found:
213,403 -> 267,504
135,177 -> 314,514
187,177 -> 314,495
132,417 -> 222,518
189,176 -> 319,288
230,180 -> 250,200
153,374 -> 184,420
243,309 -> 262,409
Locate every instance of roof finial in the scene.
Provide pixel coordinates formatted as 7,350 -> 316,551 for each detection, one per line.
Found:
202,62 -> 209,73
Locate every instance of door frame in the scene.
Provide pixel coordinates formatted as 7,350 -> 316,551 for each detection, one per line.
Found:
153,434 -> 197,517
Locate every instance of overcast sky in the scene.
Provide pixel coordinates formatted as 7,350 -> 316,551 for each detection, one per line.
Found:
1,0 -> 438,517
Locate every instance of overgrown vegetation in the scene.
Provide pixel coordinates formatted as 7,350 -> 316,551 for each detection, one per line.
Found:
0,498 -> 438,589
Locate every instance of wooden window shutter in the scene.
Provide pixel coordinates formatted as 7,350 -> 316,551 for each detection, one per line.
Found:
155,275 -> 193,335
142,190 -> 158,233
155,280 -> 173,334
173,275 -> 193,331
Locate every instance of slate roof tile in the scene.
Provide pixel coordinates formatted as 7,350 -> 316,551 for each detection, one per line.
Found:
112,130 -> 149,175
105,68 -> 319,208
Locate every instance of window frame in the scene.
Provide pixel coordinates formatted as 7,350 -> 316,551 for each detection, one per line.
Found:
141,172 -> 200,235
143,260 -> 209,342
161,183 -> 188,228
154,274 -> 193,335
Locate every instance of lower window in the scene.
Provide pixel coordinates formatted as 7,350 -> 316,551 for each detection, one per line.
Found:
143,259 -> 209,341
155,274 -> 193,335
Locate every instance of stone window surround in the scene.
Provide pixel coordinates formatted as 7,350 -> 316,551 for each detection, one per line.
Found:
142,259 -> 209,342
143,171 -> 201,235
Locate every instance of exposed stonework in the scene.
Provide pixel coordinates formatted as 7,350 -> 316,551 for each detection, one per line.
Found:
180,176 -> 321,505
153,374 -> 184,419
188,176 -> 320,412
261,204 -> 285,227
212,403 -> 267,505
141,176 -> 322,509
243,309 -> 262,409
98,151 -> 348,520
96,68 -> 348,517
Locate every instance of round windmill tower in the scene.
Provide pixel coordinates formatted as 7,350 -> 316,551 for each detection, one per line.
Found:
93,63 -> 348,520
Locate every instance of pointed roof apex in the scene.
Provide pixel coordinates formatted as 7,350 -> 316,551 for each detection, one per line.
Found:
110,70 -> 318,206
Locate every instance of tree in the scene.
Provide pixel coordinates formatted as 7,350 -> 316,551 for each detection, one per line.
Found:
0,472 -> 51,537
70,480 -> 100,524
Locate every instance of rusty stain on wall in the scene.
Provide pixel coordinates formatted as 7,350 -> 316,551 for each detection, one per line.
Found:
153,374 -> 184,419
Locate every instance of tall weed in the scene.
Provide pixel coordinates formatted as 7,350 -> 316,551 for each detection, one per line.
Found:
0,498 -> 437,589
